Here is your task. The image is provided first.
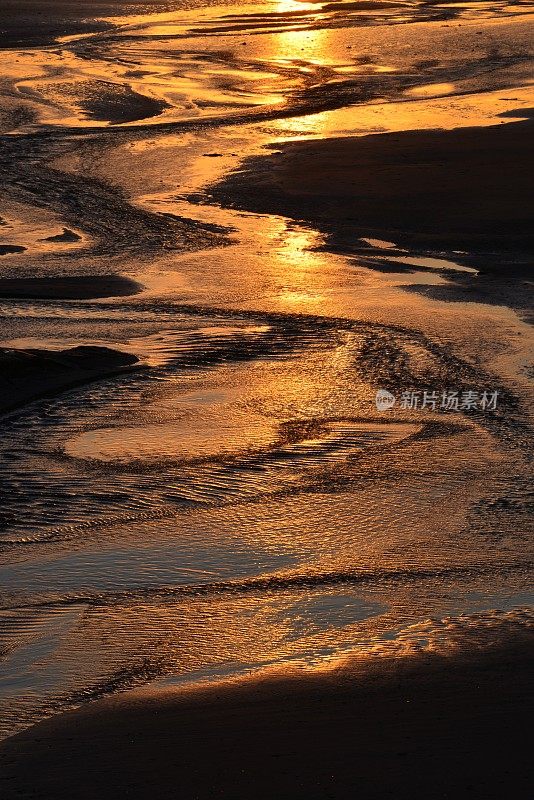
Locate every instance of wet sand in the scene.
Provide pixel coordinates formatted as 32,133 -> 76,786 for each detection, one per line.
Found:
0,1 -> 175,47
0,0 -> 533,794
0,638 -> 532,799
0,346 -> 140,413
212,114 -> 534,262
0,274 -> 143,299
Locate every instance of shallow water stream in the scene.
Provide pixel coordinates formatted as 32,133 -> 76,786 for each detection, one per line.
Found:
0,0 -> 532,739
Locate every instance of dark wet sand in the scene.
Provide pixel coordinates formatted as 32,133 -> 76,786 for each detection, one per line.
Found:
0,643 -> 532,799
0,1 -> 175,47
0,345 -> 139,413
42,228 -> 81,243
0,275 -> 143,299
1,4 -> 532,796
82,85 -> 169,125
0,276 -> 143,411
212,115 -> 534,262
0,245 -> 27,256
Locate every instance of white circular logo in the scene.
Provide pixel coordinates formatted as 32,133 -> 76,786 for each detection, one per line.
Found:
375,389 -> 396,411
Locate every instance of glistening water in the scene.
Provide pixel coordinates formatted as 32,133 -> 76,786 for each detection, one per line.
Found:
0,0 -> 532,739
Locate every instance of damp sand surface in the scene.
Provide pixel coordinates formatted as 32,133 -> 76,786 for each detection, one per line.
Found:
0,345 -> 140,413
211,115 -> 534,261
0,275 -> 143,299
0,627 -> 532,800
0,0 -> 533,794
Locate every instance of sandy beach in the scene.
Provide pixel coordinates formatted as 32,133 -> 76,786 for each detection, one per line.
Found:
0,346 -> 140,413
0,0 -> 532,796
0,275 -> 143,299
211,114 -> 534,260
1,625 -> 532,799
1,1 -> 176,47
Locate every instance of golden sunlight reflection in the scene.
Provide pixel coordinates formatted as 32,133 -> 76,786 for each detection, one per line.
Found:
256,0 -> 333,137
2,0 -> 533,768
256,218 -> 341,310
271,0 -> 331,63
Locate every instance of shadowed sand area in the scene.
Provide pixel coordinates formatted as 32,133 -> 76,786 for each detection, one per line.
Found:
0,275 -> 143,299
0,0 -> 533,795
0,1 -> 176,47
0,637 -> 532,799
0,346 -> 139,413
212,115 -> 534,261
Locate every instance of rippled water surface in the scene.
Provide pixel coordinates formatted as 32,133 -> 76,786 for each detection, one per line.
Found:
0,0 -> 532,740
